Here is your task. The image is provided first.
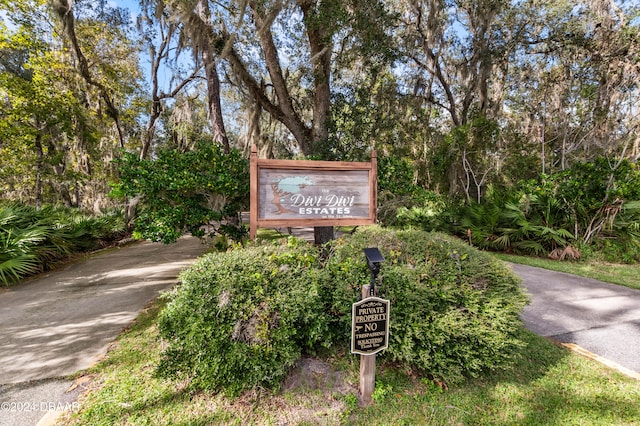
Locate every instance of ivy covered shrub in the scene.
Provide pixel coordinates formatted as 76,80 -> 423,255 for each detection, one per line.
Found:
156,238 -> 328,396
322,226 -> 528,384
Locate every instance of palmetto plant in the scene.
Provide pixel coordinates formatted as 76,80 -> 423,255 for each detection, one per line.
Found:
519,193 -> 574,251
0,204 -> 50,284
616,201 -> 640,240
0,203 -> 127,286
603,200 -> 640,262
458,189 -> 574,256
460,201 -> 503,250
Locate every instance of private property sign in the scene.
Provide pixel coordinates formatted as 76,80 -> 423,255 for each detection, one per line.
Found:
351,297 -> 390,356
249,145 -> 377,239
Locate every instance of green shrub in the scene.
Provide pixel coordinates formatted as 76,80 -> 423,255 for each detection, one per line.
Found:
112,142 -> 249,244
378,189 -> 447,229
0,202 -> 127,285
157,227 -> 529,394
376,156 -> 449,229
156,239 -> 329,396
322,226 -> 528,384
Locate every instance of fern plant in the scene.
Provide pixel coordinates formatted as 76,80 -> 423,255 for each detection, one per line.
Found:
0,202 -> 127,285
0,205 -> 49,284
457,188 -> 575,255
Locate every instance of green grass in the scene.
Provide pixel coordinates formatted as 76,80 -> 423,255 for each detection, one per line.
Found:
352,330 -> 640,425
255,227 -> 294,241
61,299 -> 640,426
494,253 -> 640,290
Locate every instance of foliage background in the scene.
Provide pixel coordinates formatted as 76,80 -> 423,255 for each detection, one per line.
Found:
111,142 -> 249,244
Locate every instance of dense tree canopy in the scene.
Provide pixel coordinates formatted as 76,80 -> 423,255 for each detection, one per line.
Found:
1,0 -> 144,209
1,0 -> 638,247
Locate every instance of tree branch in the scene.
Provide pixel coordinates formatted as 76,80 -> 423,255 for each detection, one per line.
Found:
247,0 -> 311,153
52,0 -> 125,148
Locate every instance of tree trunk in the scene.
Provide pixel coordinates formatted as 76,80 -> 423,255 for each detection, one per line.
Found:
303,2 -> 332,148
247,0 -> 312,154
59,183 -> 73,208
301,1 -> 334,244
125,195 -> 140,227
34,133 -> 44,210
204,52 -> 230,153
198,0 -> 230,154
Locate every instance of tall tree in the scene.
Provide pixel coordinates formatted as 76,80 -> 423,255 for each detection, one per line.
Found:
0,21 -> 73,207
156,0 -> 232,155
391,0 -> 639,199
392,0 -> 516,197
164,0 -> 395,243
508,0 -> 639,171
1,0 -> 145,209
136,0 -> 202,159
52,0 -> 127,148
398,0 -> 509,127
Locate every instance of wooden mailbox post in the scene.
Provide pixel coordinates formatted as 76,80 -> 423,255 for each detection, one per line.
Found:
249,145 -> 377,239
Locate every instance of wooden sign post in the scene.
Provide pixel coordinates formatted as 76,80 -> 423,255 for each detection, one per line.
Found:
251,145 -> 384,403
351,286 -> 390,404
249,145 -> 377,239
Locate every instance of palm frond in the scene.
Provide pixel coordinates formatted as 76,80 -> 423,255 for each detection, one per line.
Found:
0,256 -> 40,285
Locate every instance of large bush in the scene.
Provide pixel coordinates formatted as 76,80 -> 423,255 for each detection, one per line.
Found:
156,239 -> 328,396
552,158 -> 640,261
322,227 -> 528,384
157,227 -> 528,394
112,142 -> 249,244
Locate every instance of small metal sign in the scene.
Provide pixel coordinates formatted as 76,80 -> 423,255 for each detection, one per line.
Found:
351,296 -> 390,355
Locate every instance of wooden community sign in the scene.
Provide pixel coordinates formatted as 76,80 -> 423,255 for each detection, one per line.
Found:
249,145 -> 378,239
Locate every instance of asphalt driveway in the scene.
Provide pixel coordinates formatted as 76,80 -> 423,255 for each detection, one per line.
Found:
511,262 -> 640,376
0,236 -> 208,426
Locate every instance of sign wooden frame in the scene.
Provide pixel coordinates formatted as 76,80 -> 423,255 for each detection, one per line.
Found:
250,145 -> 377,239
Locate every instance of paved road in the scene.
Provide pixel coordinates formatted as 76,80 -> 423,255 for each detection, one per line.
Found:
511,263 -> 640,376
2,235 -> 639,425
0,236 -> 208,426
